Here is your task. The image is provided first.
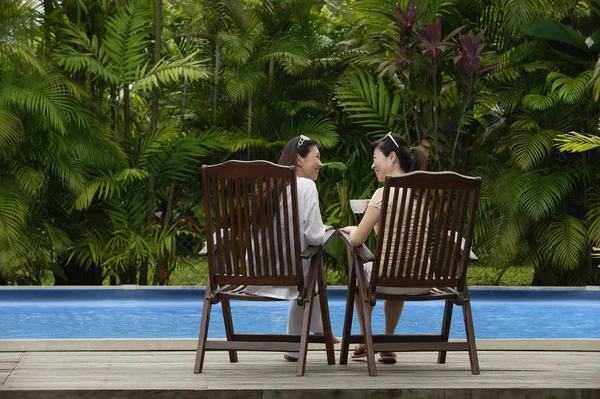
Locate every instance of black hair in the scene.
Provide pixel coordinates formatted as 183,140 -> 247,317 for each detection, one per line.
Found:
278,136 -> 320,167
370,133 -> 426,173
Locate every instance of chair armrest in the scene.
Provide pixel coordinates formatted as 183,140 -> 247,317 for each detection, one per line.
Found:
338,230 -> 376,263
447,231 -> 478,262
199,228 -> 233,257
300,229 -> 337,259
199,243 -> 208,256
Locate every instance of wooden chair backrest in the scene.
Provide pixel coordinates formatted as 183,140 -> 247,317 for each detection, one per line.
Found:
202,161 -> 303,291
372,171 -> 482,291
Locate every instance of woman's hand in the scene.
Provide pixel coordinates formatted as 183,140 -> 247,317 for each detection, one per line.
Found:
339,226 -> 357,234
325,225 -> 334,231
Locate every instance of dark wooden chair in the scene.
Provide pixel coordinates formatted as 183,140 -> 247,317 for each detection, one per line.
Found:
339,171 -> 482,376
194,160 -> 335,376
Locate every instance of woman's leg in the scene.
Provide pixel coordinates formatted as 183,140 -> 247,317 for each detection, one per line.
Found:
383,300 -> 404,335
287,298 -> 324,335
284,299 -> 326,360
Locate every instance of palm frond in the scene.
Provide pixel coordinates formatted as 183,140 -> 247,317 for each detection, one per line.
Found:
0,73 -> 89,136
273,100 -> 321,116
102,3 -> 151,83
504,0 -> 550,37
224,69 -> 264,102
510,129 -> 558,171
336,70 -> 401,133
587,189 -> 600,245
0,109 -> 23,158
12,163 -> 45,198
279,117 -> 339,148
520,171 -> 573,222
547,70 -> 593,104
555,131 -> 600,153
221,132 -> 276,153
133,54 -> 210,93
0,182 -> 31,243
0,44 -> 46,75
538,213 -> 587,271
522,93 -> 559,111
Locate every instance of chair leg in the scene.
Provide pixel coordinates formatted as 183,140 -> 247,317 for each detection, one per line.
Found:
355,259 -> 376,377
437,299 -> 453,364
463,298 -> 480,375
221,297 -> 238,363
194,287 -> 212,374
296,258 -> 318,377
317,254 -> 336,365
339,258 -> 357,366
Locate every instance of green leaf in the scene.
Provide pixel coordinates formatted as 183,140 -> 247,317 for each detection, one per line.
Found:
520,171 -> 573,222
0,110 -> 23,158
279,117 -> 339,149
510,129 -> 558,171
336,70 -> 401,132
539,214 -> 587,271
524,18 -> 590,52
547,71 -> 593,104
555,131 -> 600,153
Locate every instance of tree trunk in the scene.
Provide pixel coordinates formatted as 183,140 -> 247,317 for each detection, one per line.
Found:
142,0 -> 163,285
212,41 -> 221,124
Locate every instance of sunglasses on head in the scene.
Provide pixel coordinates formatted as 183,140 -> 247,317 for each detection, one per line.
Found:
384,131 -> 400,148
297,135 -> 311,147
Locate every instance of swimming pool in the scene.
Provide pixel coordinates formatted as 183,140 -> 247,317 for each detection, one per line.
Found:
1,287 -> 598,339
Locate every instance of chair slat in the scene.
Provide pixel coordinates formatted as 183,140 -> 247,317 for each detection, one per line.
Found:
227,178 -> 241,276
234,178 -> 247,276
429,188 -> 447,279
242,178 -> 254,277
281,180 -> 293,277
443,189 -> 462,278
265,177 -> 278,277
422,188 -> 439,280
211,176 -> 226,276
250,178 -> 261,278
273,178 -> 286,276
384,186 -> 402,280
408,188 -> 425,280
257,178 -> 270,277
219,178 -> 234,276
398,189 -> 415,279
449,189 -> 470,279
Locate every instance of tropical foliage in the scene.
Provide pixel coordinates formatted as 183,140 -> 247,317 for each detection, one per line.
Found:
0,0 -> 598,286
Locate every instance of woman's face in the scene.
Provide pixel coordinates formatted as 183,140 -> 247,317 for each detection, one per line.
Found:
296,145 -> 323,181
371,147 -> 398,182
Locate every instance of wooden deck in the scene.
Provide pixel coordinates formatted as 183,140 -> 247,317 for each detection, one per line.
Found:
1,349 -> 599,398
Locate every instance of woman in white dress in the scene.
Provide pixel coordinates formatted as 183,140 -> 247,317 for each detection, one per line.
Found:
244,135 -> 336,361
340,132 -> 427,364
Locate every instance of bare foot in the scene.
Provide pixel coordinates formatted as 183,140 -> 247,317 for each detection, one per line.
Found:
314,332 -> 340,344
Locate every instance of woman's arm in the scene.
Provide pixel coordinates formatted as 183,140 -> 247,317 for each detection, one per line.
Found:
303,182 -> 327,246
342,205 -> 380,247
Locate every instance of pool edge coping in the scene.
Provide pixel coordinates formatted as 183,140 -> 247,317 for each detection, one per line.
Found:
1,338 -> 599,352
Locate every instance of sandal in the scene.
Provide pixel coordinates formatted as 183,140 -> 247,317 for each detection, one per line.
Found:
351,344 -> 377,359
378,351 -> 397,364
283,353 -> 298,362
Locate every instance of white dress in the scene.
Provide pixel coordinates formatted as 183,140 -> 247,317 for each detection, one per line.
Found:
244,176 -> 327,299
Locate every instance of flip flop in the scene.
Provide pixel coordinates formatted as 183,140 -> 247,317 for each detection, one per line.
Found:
351,344 -> 378,359
378,351 -> 397,364
283,353 -> 298,362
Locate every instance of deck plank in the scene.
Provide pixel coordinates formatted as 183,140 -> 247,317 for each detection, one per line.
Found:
0,350 -> 598,398
0,352 -> 23,386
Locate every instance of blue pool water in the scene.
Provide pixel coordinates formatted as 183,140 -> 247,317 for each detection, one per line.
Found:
0,288 -> 598,339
